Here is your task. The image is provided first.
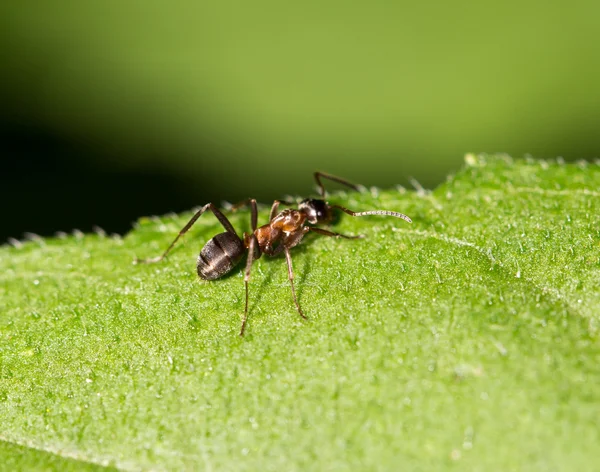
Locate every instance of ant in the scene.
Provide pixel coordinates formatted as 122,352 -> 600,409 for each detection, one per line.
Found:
136,172 -> 412,335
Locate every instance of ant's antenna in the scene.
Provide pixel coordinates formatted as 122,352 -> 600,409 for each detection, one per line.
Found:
331,205 -> 412,223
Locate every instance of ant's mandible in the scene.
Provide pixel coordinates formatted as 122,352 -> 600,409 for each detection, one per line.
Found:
136,172 -> 412,335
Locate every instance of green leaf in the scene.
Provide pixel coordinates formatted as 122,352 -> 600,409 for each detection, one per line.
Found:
1,155 -> 599,470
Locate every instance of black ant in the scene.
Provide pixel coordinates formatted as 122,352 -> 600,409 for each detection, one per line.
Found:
136,172 -> 411,335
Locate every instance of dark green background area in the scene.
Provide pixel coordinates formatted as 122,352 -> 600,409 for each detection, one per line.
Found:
1,1 -> 599,240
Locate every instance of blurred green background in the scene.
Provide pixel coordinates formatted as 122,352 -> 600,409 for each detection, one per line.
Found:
1,1 -> 599,240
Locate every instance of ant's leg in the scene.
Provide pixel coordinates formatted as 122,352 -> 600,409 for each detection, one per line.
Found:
135,203 -> 237,264
240,234 -> 258,336
233,198 -> 293,222
269,201 -> 280,221
239,200 -> 261,336
248,199 -> 258,231
235,198 -> 295,222
229,198 -> 255,212
268,199 -> 296,220
284,247 -> 307,320
309,227 -> 364,239
330,205 -> 412,224
314,171 -> 363,198
229,198 -> 259,231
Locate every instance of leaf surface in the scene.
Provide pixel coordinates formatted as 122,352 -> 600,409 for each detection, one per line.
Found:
1,155 -> 599,470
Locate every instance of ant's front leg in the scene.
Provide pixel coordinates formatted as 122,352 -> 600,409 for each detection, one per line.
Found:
134,203 -> 237,264
276,227 -> 310,321
309,227 -> 364,240
283,246 -> 307,320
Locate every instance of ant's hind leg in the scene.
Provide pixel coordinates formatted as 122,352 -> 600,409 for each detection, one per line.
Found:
135,203 -> 238,264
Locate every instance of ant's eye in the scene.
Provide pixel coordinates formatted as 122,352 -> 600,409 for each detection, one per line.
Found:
310,200 -> 329,221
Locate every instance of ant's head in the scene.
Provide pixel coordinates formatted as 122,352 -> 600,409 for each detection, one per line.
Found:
299,198 -> 332,224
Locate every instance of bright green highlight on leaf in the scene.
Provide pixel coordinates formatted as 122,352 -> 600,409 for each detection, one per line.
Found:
1,155 -> 599,470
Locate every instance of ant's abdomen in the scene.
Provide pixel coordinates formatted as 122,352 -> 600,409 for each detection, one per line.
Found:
197,232 -> 244,280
